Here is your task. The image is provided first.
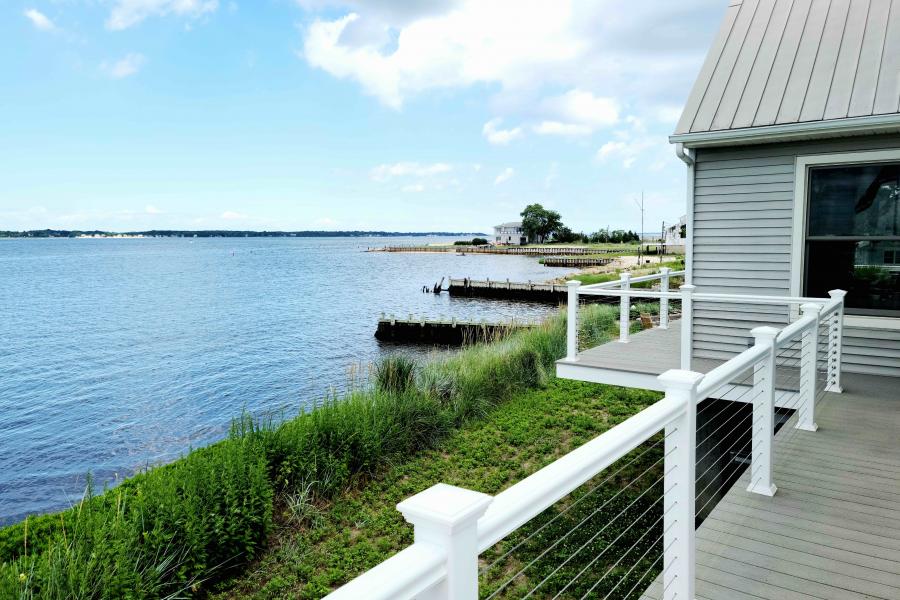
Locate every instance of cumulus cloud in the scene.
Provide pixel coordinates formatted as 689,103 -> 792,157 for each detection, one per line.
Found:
494,167 -> 514,185
532,121 -> 592,137
370,161 -> 452,182
482,118 -> 523,145
101,53 -> 146,78
106,0 -> 218,30
596,137 -> 661,169
299,0 -> 719,115
24,8 -> 56,31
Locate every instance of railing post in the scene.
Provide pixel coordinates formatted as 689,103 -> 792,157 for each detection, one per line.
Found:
659,267 -> 671,329
826,290 -> 846,393
748,326 -> 779,497
619,272 -> 631,343
679,284 -> 695,370
396,484 -> 492,600
566,280 -> 581,361
798,303 -> 821,432
658,369 -> 703,600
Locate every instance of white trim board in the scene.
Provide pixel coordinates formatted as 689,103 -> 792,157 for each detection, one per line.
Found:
791,148 -> 900,330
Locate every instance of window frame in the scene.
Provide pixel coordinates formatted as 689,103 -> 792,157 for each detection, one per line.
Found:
791,148 -> 900,330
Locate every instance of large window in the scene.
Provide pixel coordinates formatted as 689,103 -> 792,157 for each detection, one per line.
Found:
805,162 -> 900,316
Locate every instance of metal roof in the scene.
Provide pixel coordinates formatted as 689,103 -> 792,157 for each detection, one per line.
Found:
673,0 -> 900,144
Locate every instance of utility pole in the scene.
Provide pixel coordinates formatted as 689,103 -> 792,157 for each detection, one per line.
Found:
634,192 -> 645,266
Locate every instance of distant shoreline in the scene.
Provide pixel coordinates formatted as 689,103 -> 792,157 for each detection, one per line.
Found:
0,230 -> 488,239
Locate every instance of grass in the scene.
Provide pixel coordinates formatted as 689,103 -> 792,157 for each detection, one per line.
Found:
209,379 -> 662,599
566,257 -> 685,288
0,303 -> 634,599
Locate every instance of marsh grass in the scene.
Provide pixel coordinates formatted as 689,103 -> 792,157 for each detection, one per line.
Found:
0,304 -> 625,598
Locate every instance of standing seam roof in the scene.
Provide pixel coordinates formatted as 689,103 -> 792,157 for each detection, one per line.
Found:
675,0 -> 900,135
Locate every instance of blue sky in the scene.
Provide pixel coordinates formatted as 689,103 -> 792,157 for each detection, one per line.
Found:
1,1 -> 723,233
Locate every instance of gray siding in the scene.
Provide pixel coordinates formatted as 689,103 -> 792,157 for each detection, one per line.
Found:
691,134 -> 900,377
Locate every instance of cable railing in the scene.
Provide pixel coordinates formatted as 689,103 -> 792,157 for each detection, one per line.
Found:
324,288 -> 847,600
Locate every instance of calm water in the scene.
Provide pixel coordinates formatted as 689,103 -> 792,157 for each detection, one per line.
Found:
0,236 -> 574,524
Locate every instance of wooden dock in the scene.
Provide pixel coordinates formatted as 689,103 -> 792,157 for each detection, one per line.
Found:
641,371 -> 900,600
375,314 -> 534,344
541,256 -> 613,267
371,245 -> 624,256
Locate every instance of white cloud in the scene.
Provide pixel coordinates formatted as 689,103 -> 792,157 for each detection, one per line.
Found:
314,216 -> 338,226
220,210 -> 247,220
402,183 -> 425,193
370,161 -> 452,182
106,0 -> 218,31
544,162 -> 560,189
595,137 -> 660,169
101,53 -> 146,79
145,204 -> 162,214
482,118 -> 523,145
542,88 -> 619,128
24,9 -> 56,31
532,120 -> 592,137
494,167 -> 514,185
299,1 -> 719,115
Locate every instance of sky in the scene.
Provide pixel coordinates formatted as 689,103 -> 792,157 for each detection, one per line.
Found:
1,0 -> 725,233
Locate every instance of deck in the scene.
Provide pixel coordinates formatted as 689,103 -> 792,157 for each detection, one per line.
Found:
556,326 -> 801,405
640,372 -> 900,600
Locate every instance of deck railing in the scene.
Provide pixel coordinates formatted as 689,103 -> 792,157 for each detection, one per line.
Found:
325,287 -> 847,599
565,269 -> 846,393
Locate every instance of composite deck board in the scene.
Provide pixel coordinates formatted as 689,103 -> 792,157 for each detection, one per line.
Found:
638,373 -> 900,600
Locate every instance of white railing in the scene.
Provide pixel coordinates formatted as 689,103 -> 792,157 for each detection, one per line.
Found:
565,269 -> 846,393
326,286 -> 848,600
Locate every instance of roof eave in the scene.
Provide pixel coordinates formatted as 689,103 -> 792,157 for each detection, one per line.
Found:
669,114 -> 900,148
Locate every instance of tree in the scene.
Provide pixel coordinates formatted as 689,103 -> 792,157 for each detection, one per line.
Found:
520,203 -> 563,243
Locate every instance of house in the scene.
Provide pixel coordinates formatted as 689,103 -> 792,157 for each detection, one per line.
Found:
493,221 -> 528,245
326,3 -> 900,599
662,215 -> 686,251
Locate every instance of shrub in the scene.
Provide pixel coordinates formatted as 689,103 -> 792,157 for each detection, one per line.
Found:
471,237 -> 488,246
374,355 -> 416,395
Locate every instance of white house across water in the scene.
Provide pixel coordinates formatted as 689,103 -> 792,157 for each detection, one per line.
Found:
327,2 -> 900,599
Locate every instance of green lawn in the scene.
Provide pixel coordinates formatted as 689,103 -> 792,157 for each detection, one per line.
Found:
212,378 -> 663,599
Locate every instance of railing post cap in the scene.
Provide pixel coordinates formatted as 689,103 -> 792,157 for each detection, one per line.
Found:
679,283 -> 696,292
660,266 -> 671,274
800,302 -> 822,314
827,289 -> 847,299
619,271 -> 631,280
657,369 -> 704,390
566,280 -> 581,288
397,483 -> 492,530
751,325 -> 779,340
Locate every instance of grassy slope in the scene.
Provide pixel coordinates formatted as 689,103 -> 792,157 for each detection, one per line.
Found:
213,379 -> 663,599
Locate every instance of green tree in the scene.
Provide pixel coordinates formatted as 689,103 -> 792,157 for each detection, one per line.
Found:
520,203 -> 563,243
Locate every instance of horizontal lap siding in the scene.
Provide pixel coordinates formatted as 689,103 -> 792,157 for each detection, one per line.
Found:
692,135 -> 900,376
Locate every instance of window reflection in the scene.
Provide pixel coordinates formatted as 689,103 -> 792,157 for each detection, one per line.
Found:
806,162 -> 900,317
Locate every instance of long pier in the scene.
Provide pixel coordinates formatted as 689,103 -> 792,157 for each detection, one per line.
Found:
375,314 -> 535,344
370,245 -> 627,256
541,256 -> 612,267
447,278 -> 570,302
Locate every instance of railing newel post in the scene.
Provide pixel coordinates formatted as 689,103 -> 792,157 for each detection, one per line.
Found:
826,290 -> 846,393
679,284 -> 696,370
798,303 -> 821,432
566,280 -> 581,361
619,272 -> 631,343
658,369 -> 703,600
397,484 -> 492,600
659,267 -> 671,329
748,326 -> 779,496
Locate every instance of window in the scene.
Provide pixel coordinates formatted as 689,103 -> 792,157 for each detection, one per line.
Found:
804,162 -> 900,317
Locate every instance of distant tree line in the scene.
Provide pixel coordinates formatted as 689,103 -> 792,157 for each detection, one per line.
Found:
517,204 -> 640,244
0,229 -> 488,239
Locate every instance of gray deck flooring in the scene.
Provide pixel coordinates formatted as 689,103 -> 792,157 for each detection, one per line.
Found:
639,372 -> 900,600
571,326 -> 801,391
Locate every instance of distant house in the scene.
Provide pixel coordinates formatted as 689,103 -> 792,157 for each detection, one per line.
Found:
663,216 -> 687,251
493,221 -> 528,245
